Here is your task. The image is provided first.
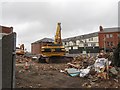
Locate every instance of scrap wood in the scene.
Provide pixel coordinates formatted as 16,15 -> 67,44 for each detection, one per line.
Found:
67,63 -> 80,69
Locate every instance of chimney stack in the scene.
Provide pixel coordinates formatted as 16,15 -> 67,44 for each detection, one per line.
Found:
99,26 -> 103,31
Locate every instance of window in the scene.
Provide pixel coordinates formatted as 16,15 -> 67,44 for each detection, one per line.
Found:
89,38 -> 93,41
88,43 -> 91,46
73,46 -> 78,49
79,43 -> 84,47
110,34 -> 112,37
107,42 -> 109,46
76,40 -> 80,45
106,34 -> 109,38
65,42 -> 66,45
91,38 -> 93,41
91,43 -> 95,47
84,43 -> 88,47
69,47 -> 71,50
73,41 -> 76,46
110,42 -> 113,46
65,48 -> 69,51
69,41 -> 73,46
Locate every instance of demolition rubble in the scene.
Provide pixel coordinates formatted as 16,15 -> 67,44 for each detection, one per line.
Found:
15,52 -> 120,88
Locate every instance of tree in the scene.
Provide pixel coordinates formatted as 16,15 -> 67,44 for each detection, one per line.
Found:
113,42 -> 120,67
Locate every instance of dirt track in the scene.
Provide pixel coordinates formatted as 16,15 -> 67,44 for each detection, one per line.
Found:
15,60 -> 120,88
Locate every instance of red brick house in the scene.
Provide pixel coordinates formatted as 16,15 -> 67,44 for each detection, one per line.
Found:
0,25 -> 13,34
31,38 -> 53,54
98,26 -> 120,51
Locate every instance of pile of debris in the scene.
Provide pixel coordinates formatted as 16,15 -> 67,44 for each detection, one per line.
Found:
61,52 -> 120,81
16,55 -> 35,70
67,54 -> 95,69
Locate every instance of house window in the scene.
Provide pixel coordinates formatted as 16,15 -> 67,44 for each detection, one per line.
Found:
73,41 -> 76,46
79,43 -> 84,47
91,43 -> 95,47
73,46 -> 78,49
69,41 -> 73,46
91,38 -> 93,41
84,43 -> 88,47
88,43 -> 91,46
110,34 -> 113,38
89,38 -> 93,41
107,42 -> 109,46
65,42 -> 66,45
76,40 -> 80,45
110,42 -> 113,46
106,34 -> 109,38
69,47 -> 71,50
65,48 -> 69,51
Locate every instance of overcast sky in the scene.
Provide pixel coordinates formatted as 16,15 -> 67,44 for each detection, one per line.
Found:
0,0 -> 119,52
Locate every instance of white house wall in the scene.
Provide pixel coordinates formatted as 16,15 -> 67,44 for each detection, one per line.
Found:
95,42 -> 99,46
79,43 -> 84,47
69,41 -> 74,46
63,35 -> 99,49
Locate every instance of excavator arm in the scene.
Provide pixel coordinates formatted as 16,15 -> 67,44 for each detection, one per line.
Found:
54,22 -> 62,45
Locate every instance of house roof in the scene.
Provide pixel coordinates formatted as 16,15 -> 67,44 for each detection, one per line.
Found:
102,27 -> 120,33
62,32 -> 98,42
32,38 -> 54,44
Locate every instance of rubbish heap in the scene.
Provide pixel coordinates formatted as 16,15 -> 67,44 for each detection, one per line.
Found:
62,52 -> 119,80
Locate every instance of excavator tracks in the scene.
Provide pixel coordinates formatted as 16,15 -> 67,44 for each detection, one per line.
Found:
38,56 -> 73,63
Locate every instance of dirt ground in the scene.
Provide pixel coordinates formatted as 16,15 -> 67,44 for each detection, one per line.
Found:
15,58 -> 120,88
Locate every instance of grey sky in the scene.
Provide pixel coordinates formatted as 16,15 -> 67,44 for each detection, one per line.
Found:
0,0 -> 119,51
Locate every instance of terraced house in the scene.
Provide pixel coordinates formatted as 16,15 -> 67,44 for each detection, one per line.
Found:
62,32 -> 99,54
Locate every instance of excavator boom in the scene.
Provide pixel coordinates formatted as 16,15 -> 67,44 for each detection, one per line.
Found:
54,22 -> 62,45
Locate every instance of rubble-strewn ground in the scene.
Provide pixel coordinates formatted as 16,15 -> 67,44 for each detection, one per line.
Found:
15,55 -> 120,88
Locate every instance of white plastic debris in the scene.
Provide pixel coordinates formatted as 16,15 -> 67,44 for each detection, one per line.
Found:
32,56 -> 38,60
79,66 -> 91,77
94,58 -> 108,72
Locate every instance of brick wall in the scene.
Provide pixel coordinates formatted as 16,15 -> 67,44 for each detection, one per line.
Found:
31,43 -> 41,54
0,26 -> 13,34
31,42 -> 52,54
99,32 -> 120,50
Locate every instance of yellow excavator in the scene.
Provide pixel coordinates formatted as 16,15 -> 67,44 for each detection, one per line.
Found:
39,22 -> 66,63
16,44 -> 25,55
